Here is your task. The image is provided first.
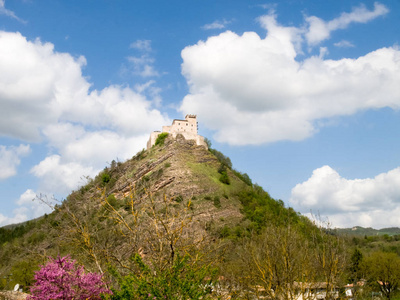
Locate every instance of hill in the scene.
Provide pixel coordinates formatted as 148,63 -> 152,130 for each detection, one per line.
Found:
336,226 -> 400,237
0,133 -> 310,295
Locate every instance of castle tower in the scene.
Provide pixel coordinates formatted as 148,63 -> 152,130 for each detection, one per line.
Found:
147,115 -> 207,150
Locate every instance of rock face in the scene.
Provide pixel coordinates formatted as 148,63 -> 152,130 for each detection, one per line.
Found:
107,134 -> 246,230
0,291 -> 28,300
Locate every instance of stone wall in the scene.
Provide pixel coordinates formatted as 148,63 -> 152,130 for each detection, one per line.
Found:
147,115 -> 207,150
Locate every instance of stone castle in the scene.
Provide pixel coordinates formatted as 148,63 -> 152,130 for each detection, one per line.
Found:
147,115 -> 208,150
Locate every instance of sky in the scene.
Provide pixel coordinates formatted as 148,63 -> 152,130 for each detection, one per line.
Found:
1,0 -> 400,229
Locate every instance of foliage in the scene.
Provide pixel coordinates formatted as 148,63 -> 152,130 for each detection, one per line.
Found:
232,170 -> 252,186
155,132 -> 169,146
362,251 -> 400,299
204,137 -> 212,149
348,247 -> 363,283
219,171 -> 230,185
209,148 -> 232,169
0,221 -> 36,244
107,194 -> 119,209
237,225 -> 315,300
108,253 -> 215,300
28,255 -> 111,300
237,185 -> 301,231
213,196 -> 221,208
11,259 -> 39,288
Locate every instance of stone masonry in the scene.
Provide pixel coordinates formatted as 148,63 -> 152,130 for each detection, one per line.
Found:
147,115 -> 208,150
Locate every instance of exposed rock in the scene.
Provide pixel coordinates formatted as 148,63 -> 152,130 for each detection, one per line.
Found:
0,291 -> 28,300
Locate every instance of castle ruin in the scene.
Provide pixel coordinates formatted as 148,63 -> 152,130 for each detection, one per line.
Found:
147,115 -> 208,150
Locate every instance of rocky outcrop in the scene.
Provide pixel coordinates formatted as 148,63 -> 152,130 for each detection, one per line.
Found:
0,291 -> 28,300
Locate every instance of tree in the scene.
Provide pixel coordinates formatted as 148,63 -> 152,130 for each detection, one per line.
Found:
310,220 -> 347,300
10,259 -> 39,289
108,253 -> 215,300
100,189 -> 219,299
347,248 -> 364,299
236,224 -> 315,300
28,255 -> 111,300
363,251 -> 400,300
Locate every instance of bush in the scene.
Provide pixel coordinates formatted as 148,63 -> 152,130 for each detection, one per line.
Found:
101,172 -> 111,185
28,255 -> 111,300
174,195 -> 183,203
219,171 -> 230,185
210,148 -> 232,169
108,254 -> 215,300
107,194 -> 119,209
233,170 -> 252,186
213,196 -> 221,208
155,132 -> 169,146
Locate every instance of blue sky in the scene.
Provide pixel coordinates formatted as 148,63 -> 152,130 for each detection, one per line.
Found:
1,0 -> 400,229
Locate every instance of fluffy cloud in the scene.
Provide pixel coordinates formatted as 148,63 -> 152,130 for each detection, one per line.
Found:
290,166 -> 400,228
0,144 -> 30,180
0,189 -> 54,226
305,2 -> 389,45
0,31 -> 89,141
180,6 -> 399,145
0,31 -> 169,204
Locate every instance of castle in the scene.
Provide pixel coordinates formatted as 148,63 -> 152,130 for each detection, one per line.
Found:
147,115 -> 208,150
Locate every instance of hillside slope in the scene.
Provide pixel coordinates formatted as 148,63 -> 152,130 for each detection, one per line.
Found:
0,134 -> 311,293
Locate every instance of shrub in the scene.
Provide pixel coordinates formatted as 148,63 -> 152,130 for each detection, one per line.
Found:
108,254 -> 215,300
233,170 -> 252,186
209,148 -> 232,169
101,172 -> 111,185
174,195 -> 183,203
107,194 -> 119,209
28,255 -> 111,300
155,132 -> 169,146
213,196 -> 221,208
219,171 -> 230,185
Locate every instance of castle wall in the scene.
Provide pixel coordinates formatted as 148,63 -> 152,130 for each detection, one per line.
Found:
146,115 -> 207,150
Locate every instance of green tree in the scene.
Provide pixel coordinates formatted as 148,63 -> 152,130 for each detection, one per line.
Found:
363,251 -> 400,300
11,260 -> 39,289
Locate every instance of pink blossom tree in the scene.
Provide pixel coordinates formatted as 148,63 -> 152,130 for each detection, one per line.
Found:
28,255 -> 111,300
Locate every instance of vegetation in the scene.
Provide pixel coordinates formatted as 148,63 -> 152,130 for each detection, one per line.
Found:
2,137 -> 400,300
154,132 -> 169,146
28,256 -> 110,300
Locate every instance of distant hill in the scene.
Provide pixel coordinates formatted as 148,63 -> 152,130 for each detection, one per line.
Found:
336,226 -> 400,236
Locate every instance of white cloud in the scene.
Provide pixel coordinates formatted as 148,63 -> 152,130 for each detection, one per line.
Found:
305,2 -> 389,45
17,189 -> 52,219
202,19 -> 232,30
0,0 -> 26,23
0,31 -> 89,141
125,39 -> 160,78
180,12 -> 400,145
0,189 -> 54,227
290,166 -> 400,228
127,55 -> 159,77
31,155 -> 96,195
130,39 -> 152,52
0,211 -> 27,227
334,40 -> 355,48
0,144 -> 30,180
0,30 -> 170,201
